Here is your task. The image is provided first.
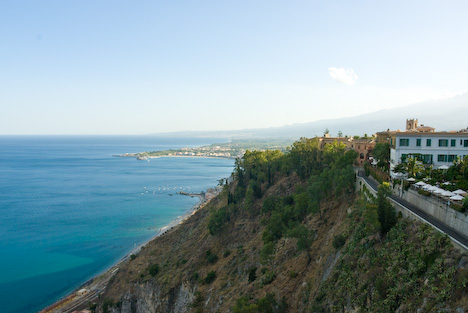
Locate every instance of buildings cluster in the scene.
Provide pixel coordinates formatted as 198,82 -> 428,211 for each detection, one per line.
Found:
318,118 -> 468,177
376,119 -> 468,176
318,134 -> 375,166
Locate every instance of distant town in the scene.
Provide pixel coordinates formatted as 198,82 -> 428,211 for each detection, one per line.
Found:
115,139 -> 294,160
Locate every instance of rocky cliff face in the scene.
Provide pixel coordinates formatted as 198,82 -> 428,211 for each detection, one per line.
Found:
110,281 -> 195,313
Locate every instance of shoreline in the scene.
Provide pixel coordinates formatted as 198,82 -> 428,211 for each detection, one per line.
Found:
114,154 -> 236,160
39,189 -> 217,313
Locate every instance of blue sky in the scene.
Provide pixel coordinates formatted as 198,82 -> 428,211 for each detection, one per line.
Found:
1,1 -> 468,134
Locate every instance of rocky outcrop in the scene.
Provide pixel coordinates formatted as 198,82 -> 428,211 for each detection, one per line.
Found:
111,282 -> 196,313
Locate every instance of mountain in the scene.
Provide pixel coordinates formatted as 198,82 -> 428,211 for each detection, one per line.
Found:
153,93 -> 468,139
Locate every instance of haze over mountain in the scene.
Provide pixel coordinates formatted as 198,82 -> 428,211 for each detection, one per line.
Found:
152,93 -> 468,139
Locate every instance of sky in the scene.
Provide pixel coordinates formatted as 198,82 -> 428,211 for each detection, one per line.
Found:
1,1 -> 468,135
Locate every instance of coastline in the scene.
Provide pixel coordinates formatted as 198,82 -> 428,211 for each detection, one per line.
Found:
39,188 -> 218,313
114,154 -> 236,160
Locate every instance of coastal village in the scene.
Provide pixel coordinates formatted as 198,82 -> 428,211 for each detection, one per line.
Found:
44,118 -> 468,313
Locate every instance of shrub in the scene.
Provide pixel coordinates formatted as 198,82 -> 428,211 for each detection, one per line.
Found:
262,196 -> 280,213
332,233 -> 346,249
203,270 -> 217,284
148,264 -> 159,277
260,242 -> 275,264
208,206 -> 230,235
261,270 -> 276,286
248,267 -> 257,283
206,250 -> 218,264
463,196 -> 468,210
418,189 -> 431,197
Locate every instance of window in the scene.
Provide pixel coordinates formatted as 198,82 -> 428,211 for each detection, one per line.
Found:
427,139 -> 432,147
422,154 -> 433,164
416,139 -> 421,147
360,153 -> 364,159
451,139 -> 456,147
438,155 -> 447,162
448,155 -> 456,162
465,140 -> 468,147
439,139 -> 448,147
400,138 -> 409,146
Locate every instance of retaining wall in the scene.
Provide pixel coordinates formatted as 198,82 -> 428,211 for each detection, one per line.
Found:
394,187 -> 468,238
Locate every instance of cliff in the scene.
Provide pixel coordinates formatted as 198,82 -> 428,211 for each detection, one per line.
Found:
96,141 -> 468,313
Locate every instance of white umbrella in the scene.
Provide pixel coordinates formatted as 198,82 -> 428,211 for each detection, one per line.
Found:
428,186 -> 440,191
433,188 -> 445,194
442,190 -> 456,197
450,194 -> 465,201
415,181 -> 426,186
407,177 -> 416,182
454,189 -> 467,195
422,185 -> 433,190
391,172 -> 405,179
442,182 -> 452,185
438,165 -> 450,170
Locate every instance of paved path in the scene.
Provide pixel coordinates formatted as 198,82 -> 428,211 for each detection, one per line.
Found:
357,170 -> 468,250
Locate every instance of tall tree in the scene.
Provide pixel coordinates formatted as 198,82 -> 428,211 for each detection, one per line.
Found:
372,143 -> 391,172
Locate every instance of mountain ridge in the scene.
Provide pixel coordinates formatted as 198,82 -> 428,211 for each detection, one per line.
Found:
152,93 -> 468,139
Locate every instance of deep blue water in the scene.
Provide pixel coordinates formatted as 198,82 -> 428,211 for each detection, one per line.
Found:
0,136 -> 234,313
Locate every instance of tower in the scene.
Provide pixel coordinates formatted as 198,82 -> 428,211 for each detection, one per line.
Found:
406,118 -> 418,131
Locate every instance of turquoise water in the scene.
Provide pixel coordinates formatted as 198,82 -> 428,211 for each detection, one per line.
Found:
0,136 -> 234,313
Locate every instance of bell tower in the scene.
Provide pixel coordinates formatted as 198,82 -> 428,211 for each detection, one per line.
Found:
406,118 -> 418,131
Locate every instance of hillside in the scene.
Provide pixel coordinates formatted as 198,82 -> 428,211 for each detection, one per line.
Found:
96,138 -> 468,313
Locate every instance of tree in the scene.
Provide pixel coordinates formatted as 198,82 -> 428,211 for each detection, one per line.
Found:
287,137 -> 321,179
405,156 -> 424,177
373,143 -> 391,172
376,183 -> 396,235
338,130 -> 343,137
324,128 -> 330,136
288,224 -> 315,264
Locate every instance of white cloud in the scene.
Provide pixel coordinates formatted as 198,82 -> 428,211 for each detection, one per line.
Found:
328,67 -> 358,86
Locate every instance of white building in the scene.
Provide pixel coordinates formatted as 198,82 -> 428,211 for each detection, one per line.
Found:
391,132 -> 468,169
377,119 -> 468,171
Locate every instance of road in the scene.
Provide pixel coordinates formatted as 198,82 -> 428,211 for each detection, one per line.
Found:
357,170 -> 468,250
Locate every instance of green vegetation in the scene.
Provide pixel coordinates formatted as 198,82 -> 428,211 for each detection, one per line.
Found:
233,293 -> 287,313
332,233 -> 346,249
248,267 -> 257,283
313,193 -> 462,312
261,270 -> 277,286
372,142 -> 391,173
364,161 -> 390,183
148,264 -> 160,277
210,138 -> 357,245
376,183 -> 397,235
205,250 -> 218,264
203,270 -> 216,284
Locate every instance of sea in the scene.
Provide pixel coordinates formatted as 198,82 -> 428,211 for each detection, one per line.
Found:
0,135 -> 235,313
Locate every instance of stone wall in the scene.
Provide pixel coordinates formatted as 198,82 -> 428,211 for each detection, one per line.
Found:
356,175 -> 468,251
396,188 -> 468,238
